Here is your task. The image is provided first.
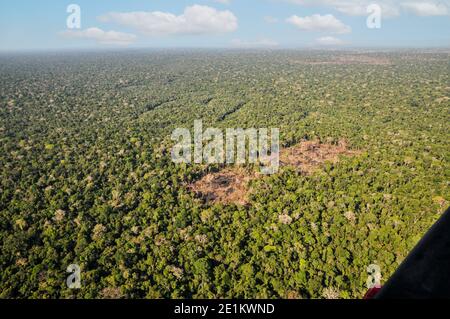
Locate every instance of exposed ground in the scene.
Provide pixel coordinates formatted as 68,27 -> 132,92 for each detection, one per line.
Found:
291,55 -> 391,65
279,140 -> 359,174
188,167 -> 256,206
189,140 -> 360,205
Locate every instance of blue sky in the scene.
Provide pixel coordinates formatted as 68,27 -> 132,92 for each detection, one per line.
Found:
0,0 -> 449,51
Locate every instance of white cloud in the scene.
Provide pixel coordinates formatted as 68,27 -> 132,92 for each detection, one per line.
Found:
98,5 -> 238,36
283,0 -> 450,17
283,0 -> 400,17
231,38 -> 279,48
286,14 -> 351,34
401,1 -> 449,16
60,27 -> 136,46
315,36 -> 346,46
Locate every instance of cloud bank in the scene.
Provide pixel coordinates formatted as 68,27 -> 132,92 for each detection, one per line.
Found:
283,0 -> 450,17
284,0 -> 400,17
61,27 -> 137,45
98,5 -> 238,36
315,36 -> 346,46
287,14 -> 351,34
401,1 -> 449,16
231,38 -> 279,48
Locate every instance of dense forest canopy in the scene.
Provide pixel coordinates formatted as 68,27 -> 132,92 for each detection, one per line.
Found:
0,50 -> 449,298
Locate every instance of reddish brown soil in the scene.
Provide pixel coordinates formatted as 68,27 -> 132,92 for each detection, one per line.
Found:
188,140 -> 360,205
188,167 -> 256,206
280,140 -> 359,174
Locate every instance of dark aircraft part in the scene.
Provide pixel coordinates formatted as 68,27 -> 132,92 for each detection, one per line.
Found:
375,206 -> 450,299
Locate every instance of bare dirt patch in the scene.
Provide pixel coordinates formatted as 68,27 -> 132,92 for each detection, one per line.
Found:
189,140 -> 360,205
188,167 -> 256,206
280,140 -> 359,174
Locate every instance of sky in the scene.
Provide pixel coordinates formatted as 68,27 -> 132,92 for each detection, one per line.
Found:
0,0 -> 449,51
